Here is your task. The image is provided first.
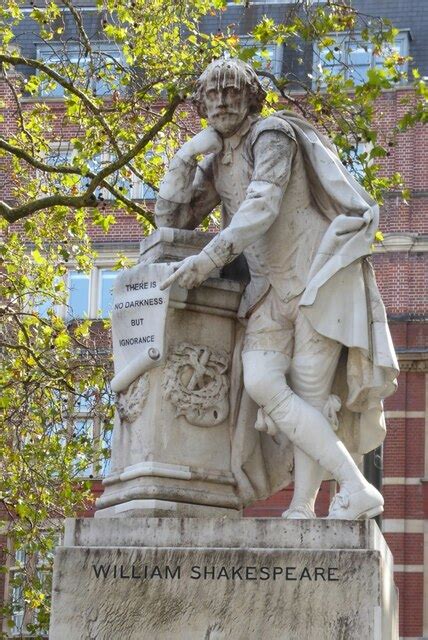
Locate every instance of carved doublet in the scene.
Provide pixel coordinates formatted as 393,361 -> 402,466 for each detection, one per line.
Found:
209,116 -> 330,315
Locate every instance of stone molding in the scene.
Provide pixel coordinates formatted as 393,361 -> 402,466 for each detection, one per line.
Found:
397,351 -> 428,372
102,461 -> 236,487
115,373 -> 150,424
374,233 -> 428,253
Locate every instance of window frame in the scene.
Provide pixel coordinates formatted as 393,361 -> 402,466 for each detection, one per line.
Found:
97,267 -> 117,319
341,139 -> 373,182
35,41 -> 125,99
312,29 -> 410,87
70,388 -> 113,479
65,250 -> 138,321
44,142 -> 153,203
3,536 -> 61,638
67,269 -> 91,321
238,35 -> 284,78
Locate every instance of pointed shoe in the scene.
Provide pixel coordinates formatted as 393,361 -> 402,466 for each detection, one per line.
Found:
282,504 -> 316,519
327,484 -> 384,520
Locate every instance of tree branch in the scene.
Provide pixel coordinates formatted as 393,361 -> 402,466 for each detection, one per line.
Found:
59,0 -> 92,55
0,194 -> 97,223
82,95 -> 182,195
0,136 -> 154,222
0,137 -> 81,175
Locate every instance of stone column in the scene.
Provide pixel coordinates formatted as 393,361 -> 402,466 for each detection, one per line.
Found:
95,229 -> 244,518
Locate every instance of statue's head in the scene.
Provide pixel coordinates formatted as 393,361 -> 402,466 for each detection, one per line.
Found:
192,58 -> 266,136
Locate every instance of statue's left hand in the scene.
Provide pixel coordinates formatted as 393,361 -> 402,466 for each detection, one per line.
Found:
160,252 -> 216,291
255,408 -> 279,436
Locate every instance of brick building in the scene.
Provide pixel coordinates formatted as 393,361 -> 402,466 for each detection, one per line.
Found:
0,1 -> 427,638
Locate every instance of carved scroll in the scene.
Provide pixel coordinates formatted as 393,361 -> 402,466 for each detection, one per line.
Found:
116,373 -> 150,424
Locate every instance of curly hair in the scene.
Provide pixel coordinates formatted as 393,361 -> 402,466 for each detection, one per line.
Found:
192,58 -> 266,118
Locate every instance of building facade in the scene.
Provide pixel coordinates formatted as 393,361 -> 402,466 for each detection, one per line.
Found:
0,1 -> 427,638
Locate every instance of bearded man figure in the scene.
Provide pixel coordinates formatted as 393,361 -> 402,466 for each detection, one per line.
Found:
156,58 -> 398,520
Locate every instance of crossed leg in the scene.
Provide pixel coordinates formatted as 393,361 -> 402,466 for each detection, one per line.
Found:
242,290 -> 383,520
242,291 -> 340,517
286,310 -> 342,517
242,334 -> 341,517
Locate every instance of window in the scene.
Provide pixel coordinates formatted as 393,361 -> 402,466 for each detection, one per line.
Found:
67,270 -> 90,320
129,150 -> 158,201
131,175 -> 157,201
44,143 -> 154,202
87,152 -> 131,201
340,140 -> 372,182
33,295 -> 54,318
99,269 -> 117,317
42,143 -> 80,194
314,31 -> 410,86
101,425 -> 112,476
72,389 -> 112,478
86,153 -> 157,202
29,272 -> 65,319
7,543 -> 57,638
10,549 -> 25,637
240,36 -> 283,77
65,264 -> 126,320
73,418 -> 95,477
36,42 -> 124,98
44,145 -> 73,171
30,259 -> 136,323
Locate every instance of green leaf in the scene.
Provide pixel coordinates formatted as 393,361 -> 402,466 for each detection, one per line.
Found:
31,249 -> 45,265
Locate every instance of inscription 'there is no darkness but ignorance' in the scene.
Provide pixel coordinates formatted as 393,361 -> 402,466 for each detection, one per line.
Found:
114,279 -> 164,347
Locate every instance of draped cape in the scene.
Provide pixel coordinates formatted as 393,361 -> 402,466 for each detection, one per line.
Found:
231,111 -> 399,506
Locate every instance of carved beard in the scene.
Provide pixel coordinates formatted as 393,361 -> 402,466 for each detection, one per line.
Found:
209,112 -> 245,136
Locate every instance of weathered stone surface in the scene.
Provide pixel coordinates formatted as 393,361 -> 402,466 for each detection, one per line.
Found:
64,516 -> 386,550
93,499 -> 240,519
50,518 -> 398,640
96,231 -> 244,518
152,57 -> 399,520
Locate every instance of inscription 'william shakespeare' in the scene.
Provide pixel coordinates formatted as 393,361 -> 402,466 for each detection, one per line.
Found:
92,563 -> 340,582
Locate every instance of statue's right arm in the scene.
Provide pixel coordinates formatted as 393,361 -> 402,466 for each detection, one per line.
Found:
155,153 -> 221,230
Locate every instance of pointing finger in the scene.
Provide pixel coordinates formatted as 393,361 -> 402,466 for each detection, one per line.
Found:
159,264 -> 185,291
160,270 -> 180,291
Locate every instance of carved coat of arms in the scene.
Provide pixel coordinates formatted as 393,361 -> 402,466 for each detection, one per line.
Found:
162,343 -> 230,427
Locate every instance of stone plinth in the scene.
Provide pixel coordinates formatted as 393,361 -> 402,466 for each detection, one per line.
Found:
49,518 -> 398,640
95,230 -> 244,519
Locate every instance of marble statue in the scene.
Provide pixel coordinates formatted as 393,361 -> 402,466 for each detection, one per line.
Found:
155,58 -> 399,520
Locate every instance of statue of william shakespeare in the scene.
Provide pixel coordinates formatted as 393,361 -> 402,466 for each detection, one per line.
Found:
156,58 -> 399,520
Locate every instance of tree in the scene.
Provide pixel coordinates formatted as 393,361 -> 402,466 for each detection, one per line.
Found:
0,0 -> 426,636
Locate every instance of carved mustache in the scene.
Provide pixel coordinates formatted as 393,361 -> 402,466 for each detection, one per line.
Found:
212,109 -> 240,117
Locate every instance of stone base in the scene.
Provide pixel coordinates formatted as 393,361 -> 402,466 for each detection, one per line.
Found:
94,499 -> 241,518
50,518 -> 398,640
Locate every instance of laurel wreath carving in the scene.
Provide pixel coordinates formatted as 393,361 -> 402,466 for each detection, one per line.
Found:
162,343 -> 230,427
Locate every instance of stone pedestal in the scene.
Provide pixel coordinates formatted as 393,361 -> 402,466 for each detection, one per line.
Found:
49,518 -> 398,640
95,229 -> 244,519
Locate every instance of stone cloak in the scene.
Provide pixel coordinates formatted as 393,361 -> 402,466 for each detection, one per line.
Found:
231,111 -> 399,506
